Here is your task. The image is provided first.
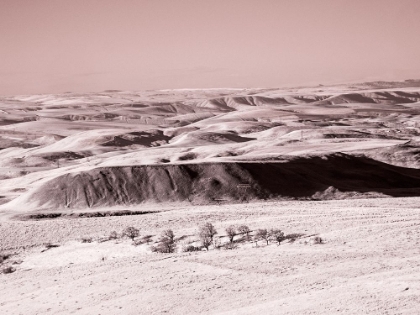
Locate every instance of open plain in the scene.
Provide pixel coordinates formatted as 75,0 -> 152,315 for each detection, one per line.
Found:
1,80 -> 420,314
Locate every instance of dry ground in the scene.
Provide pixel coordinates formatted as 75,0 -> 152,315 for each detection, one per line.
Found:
1,197 -> 420,314
2,82 -> 420,314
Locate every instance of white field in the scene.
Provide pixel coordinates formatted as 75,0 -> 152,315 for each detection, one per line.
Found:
1,197 -> 420,314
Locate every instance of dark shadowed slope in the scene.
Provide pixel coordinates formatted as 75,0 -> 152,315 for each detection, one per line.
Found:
22,154 -> 420,209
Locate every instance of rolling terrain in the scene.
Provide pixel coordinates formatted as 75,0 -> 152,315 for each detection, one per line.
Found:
1,80 -> 420,212
2,80 -> 420,314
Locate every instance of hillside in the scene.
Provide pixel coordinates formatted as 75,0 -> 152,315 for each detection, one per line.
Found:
1,80 -> 420,211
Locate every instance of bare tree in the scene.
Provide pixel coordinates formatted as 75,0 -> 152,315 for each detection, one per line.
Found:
237,225 -> 251,241
122,226 -> 139,240
269,229 -> 285,245
199,234 -> 212,251
198,222 -> 218,250
225,225 -> 237,243
255,229 -> 269,245
153,229 -> 176,253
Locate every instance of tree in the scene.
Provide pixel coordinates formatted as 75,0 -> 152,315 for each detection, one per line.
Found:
199,234 -> 212,251
237,225 -> 251,241
152,229 -> 176,253
269,229 -> 285,245
225,225 -> 237,243
198,222 -> 218,250
122,227 -> 139,240
255,229 -> 269,245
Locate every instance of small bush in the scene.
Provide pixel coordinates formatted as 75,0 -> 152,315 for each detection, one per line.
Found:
183,245 -> 202,252
45,243 -> 60,249
2,266 -> 15,274
81,237 -> 93,243
109,231 -> 118,240
285,233 -> 305,242
312,236 -> 324,244
0,253 -> 11,264
224,242 -> 238,250
41,243 -> 60,252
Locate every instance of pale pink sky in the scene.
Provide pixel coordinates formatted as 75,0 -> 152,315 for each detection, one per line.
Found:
1,0 -> 420,95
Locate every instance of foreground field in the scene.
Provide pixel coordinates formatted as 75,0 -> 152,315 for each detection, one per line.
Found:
1,197 -> 420,314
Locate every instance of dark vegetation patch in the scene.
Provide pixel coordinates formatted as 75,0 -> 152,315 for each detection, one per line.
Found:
0,139 -> 39,150
11,188 -> 27,192
0,119 -> 25,126
0,253 -> 11,264
19,210 -> 160,221
41,151 -> 87,162
178,152 -> 197,160
323,132 -> 400,140
102,130 -> 172,147
215,151 -> 239,157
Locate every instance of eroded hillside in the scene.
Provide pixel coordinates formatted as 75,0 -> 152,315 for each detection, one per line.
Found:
1,80 -> 420,211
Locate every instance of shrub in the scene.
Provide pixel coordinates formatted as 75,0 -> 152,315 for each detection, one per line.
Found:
284,233 -> 305,242
45,243 -> 60,249
183,245 -> 202,252
122,227 -> 140,240
224,242 -> 238,250
41,243 -> 61,252
81,237 -> 93,243
132,235 -> 154,246
312,236 -> 324,244
109,231 -> 118,240
2,266 -> 15,274
0,253 -> 10,264
237,225 -> 251,241
269,229 -> 285,245
225,225 -> 237,243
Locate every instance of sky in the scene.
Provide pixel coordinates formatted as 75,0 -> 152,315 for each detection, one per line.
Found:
1,0 -> 420,95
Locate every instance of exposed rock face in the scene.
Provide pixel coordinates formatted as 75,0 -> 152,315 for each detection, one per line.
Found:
27,154 -> 420,209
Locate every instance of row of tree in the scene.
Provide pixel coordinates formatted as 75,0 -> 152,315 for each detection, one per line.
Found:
113,223 -> 300,253
198,222 -> 288,250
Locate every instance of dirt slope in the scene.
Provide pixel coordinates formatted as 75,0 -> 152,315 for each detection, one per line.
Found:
20,154 -> 420,209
